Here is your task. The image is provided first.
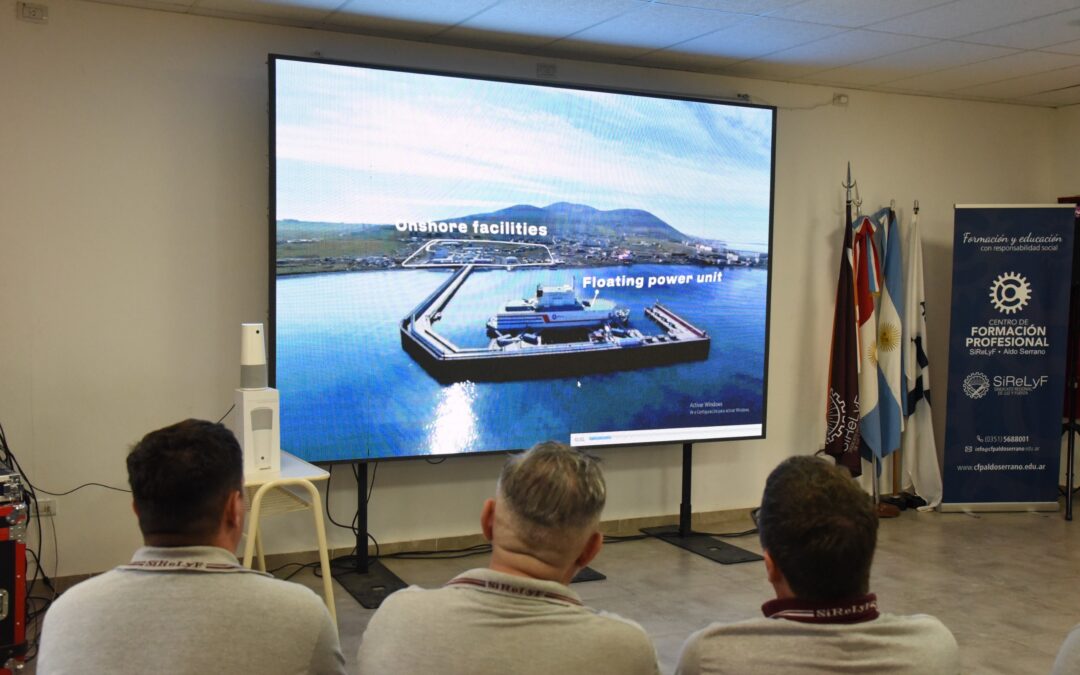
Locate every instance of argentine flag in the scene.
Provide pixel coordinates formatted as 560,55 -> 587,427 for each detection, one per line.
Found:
874,208 -> 905,459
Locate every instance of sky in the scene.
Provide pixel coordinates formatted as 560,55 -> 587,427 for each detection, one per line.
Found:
275,58 -> 774,244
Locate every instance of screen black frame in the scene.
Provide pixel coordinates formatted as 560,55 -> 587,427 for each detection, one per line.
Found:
267,52 -> 776,463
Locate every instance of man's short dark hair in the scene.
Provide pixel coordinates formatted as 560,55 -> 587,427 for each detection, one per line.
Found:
757,456 -> 877,602
127,419 -> 243,540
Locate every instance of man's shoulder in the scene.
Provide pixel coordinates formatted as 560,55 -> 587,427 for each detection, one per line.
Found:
44,569 -> 124,615
227,569 -> 328,612
874,612 -> 955,635
52,564 -> 326,616
874,612 -> 958,649
587,607 -> 653,641
371,584 -> 441,610
679,612 -> 958,673
372,583 -> 651,647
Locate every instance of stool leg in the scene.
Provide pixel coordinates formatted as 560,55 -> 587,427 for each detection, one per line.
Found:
298,481 -> 337,627
255,525 -> 267,572
243,483 -> 273,568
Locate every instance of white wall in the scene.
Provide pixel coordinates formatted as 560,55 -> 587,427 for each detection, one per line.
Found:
1053,105 -> 1080,198
0,0 -> 1064,576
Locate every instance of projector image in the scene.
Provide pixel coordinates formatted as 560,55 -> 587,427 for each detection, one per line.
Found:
232,323 -> 281,479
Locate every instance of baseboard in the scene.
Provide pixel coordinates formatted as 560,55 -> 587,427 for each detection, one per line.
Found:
45,507 -> 758,587
264,506 -> 758,569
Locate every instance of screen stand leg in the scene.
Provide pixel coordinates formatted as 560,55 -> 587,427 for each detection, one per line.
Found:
640,443 -> 762,565
571,566 -> 606,583
330,461 -> 408,609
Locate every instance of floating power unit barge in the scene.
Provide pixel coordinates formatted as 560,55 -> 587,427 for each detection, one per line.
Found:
400,265 -> 711,383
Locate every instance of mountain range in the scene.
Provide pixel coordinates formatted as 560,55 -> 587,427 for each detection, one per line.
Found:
442,202 -> 686,242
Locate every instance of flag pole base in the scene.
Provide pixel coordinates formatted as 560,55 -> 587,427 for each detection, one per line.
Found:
875,502 -> 901,518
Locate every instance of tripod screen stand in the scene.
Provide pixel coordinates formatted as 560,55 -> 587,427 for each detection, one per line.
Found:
641,443 -> 762,564
330,462 -> 408,609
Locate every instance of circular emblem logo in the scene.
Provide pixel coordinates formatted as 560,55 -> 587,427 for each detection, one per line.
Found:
989,272 -> 1031,314
962,372 -> 990,399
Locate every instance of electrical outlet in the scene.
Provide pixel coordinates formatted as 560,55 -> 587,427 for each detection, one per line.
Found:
34,499 -> 56,517
832,93 -> 849,106
17,1 -> 48,23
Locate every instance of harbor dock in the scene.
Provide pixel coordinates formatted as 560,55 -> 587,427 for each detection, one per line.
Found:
400,265 -> 711,383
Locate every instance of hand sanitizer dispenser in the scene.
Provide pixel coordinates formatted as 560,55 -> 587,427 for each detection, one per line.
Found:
233,323 -> 281,479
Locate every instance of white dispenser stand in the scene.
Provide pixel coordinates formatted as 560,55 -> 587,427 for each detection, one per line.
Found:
233,323 -> 281,479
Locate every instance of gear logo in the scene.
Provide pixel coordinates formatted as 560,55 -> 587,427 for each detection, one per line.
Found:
963,372 -> 990,399
825,389 -> 859,453
989,272 -> 1031,314
826,390 -> 847,444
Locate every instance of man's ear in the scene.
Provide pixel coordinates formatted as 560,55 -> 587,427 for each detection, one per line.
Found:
574,530 -> 603,569
225,489 -> 245,531
480,498 -> 496,542
763,549 -> 783,584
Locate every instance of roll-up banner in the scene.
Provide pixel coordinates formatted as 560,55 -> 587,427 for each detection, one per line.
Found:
942,205 -> 1074,511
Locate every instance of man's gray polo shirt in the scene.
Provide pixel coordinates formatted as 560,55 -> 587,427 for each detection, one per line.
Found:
358,567 -> 660,675
38,545 -> 345,675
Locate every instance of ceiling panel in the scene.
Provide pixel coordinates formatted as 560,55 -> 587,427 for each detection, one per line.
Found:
1045,39 -> 1080,56
74,0 -> 1080,106
1020,85 -> 1080,106
867,0 -> 1079,39
767,0 -> 956,29
961,7 -> 1080,50
651,0 -> 807,14
806,40 -> 1016,86
195,0 -> 341,22
428,27 -> 560,51
717,59 -> 833,81
772,29 -> 937,77
559,3 -> 749,51
886,49 -> 1080,92
532,38 -> 673,62
954,64 -> 1080,98
664,15 -> 847,62
441,0 -> 644,42
333,0 -> 497,26
632,48 -> 744,72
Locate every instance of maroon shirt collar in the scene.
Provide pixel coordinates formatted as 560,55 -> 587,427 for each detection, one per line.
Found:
762,593 -> 879,624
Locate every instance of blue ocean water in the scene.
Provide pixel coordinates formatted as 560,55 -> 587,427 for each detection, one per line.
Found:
277,264 -> 767,461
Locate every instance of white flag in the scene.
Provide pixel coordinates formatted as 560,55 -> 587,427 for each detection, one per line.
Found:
901,213 -> 943,509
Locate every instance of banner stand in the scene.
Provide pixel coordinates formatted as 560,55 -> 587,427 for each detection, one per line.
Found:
941,205 -> 1075,510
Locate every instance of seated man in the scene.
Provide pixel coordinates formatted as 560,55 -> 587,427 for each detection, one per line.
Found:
38,419 -> 345,675
357,441 -> 659,675
677,456 -> 958,675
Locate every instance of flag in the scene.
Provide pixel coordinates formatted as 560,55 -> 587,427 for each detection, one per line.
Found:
901,213 -> 943,508
874,207 -> 905,459
824,202 -> 862,476
853,216 -> 883,463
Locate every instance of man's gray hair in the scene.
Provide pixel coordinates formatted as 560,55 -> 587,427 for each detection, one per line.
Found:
498,441 -> 606,532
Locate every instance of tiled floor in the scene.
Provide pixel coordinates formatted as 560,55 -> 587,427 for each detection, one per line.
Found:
312,508 -> 1080,674
23,507 -> 1080,674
